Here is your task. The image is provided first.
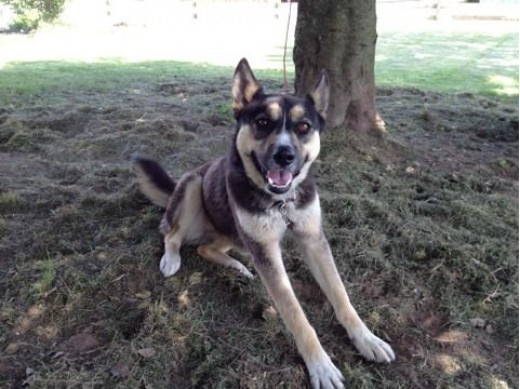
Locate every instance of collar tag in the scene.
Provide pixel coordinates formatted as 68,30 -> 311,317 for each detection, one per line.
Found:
277,200 -> 294,229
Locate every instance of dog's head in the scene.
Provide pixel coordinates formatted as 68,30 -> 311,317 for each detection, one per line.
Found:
232,58 -> 329,196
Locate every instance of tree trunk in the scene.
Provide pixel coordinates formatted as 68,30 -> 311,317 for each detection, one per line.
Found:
293,0 -> 381,131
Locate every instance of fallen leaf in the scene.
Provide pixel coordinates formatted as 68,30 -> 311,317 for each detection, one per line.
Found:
60,333 -> 101,353
137,347 -> 156,358
485,323 -> 495,334
469,318 -> 486,329
262,305 -> 278,320
189,272 -> 203,285
5,342 -> 22,354
51,351 -> 65,360
110,363 -> 130,379
177,290 -> 190,307
135,290 -> 151,299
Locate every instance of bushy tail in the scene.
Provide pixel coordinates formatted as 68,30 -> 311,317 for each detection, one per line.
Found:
132,155 -> 176,208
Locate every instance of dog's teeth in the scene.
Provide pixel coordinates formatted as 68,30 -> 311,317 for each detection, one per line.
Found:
267,176 -> 289,188
266,170 -> 293,189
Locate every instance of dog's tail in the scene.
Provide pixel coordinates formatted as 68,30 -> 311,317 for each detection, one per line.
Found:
132,155 -> 176,208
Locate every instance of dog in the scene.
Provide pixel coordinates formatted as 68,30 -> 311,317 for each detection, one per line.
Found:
133,58 -> 395,388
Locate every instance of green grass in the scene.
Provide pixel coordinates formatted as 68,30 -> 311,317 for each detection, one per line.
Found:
34,258 -> 57,296
0,61 -> 222,96
0,60 -> 285,101
0,192 -> 20,212
0,31 -> 517,100
375,32 -> 518,97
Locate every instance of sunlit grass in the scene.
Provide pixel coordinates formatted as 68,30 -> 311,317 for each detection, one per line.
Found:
0,31 -> 517,100
488,74 -> 519,95
375,31 -> 518,97
34,258 -> 57,296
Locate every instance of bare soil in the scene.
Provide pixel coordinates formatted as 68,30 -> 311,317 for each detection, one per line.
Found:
0,75 -> 518,388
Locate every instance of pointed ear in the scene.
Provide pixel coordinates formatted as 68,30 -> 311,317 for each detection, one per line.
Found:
232,58 -> 262,117
307,70 -> 330,119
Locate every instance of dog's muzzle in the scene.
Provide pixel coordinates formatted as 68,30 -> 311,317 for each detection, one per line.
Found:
266,145 -> 297,194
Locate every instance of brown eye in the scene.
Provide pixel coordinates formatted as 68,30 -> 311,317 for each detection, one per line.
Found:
296,122 -> 311,134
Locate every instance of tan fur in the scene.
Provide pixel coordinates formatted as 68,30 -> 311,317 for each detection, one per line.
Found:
292,197 -> 364,329
160,174 -> 221,276
258,244 -> 324,361
236,191 -> 395,380
292,130 -> 321,188
235,206 -> 324,361
309,71 -> 330,118
232,71 -> 261,113
235,207 -> 287,244
197,237 -> 253,278
289,104 -> 306,122
231,83 -> 258,112
157,171 -> 254,278
235,125 -> 268,192
267,102 -> 283,121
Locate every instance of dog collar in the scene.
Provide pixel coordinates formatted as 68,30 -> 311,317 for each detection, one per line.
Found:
277,200 -> 294,229
272,190 -> 296,229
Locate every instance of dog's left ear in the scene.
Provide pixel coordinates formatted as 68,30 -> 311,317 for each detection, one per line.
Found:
232,58 -> 263,117
308,70 -> 330,119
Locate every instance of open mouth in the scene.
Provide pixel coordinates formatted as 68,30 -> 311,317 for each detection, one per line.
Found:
251,152 -> 297,194
266,170 -> 294,193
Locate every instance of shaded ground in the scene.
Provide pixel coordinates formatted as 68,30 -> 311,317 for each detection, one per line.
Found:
0,74 -> 518,388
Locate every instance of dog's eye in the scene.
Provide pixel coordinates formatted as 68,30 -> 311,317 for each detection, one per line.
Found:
255,118 -> 272,129
296,122 -> 311,134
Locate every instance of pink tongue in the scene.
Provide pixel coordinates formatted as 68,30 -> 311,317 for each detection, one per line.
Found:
267,170 -> 293,187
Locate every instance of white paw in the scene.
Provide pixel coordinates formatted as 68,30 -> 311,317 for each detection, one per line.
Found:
306,352 -> 345,389
350,325 -> 395,363
160,252 -> 181,277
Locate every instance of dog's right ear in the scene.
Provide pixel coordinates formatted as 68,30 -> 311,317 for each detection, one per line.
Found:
308,70 -> 330,120
232,58 -> 262,117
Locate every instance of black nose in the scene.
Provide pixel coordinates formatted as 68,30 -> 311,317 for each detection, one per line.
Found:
273,145 -> 295,167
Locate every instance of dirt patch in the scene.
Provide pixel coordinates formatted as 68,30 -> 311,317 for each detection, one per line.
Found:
0,75 -> 517,388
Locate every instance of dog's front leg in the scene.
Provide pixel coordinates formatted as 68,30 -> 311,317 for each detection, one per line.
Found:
245,237 -> 345,389
294,198 -> 395,364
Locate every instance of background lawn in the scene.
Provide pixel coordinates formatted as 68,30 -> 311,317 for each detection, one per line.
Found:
0,2 -> 518,388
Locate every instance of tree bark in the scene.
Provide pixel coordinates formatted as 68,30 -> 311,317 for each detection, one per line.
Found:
293,0 -> 380,131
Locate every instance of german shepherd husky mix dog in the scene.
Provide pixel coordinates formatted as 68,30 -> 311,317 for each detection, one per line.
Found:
133,58 -> 395,388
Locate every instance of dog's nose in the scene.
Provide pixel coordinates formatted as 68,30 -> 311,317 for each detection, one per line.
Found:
273,145 -> 295,167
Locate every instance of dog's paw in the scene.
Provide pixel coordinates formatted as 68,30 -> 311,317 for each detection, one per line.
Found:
306,352 -> 345,389
160,252 -> 181,277
236,264 -> 254,279
350,325 -> 395,363
225,258 -> 254,279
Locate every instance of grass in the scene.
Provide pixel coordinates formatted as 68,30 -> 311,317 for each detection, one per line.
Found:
0,61 -> 224,97
0,27 -> 518,389
33,258 -> 57,296
0,192 -> 19,212
375,32 -> 519,97
0,31 -> 517,101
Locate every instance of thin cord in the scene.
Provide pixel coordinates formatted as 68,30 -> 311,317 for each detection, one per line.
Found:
282,0 -> 293,94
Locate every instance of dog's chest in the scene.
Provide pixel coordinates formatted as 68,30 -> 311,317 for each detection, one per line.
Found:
236,200 -> 301,243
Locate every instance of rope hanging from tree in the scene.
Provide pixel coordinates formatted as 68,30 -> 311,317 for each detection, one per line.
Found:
282,0 -> 293,94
